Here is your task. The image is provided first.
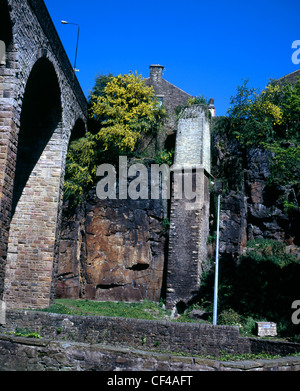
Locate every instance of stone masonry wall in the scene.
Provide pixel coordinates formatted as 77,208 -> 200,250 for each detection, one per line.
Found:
167,171 -> 210,310
144,65 -> 191,133
1,334 -> 300,371
0,0 -> 87,309
166,105 -> 211,311
1,310 -> 300,371
57,191 -> 167,303
1,310 -> 252,357
175,105 -> 211,173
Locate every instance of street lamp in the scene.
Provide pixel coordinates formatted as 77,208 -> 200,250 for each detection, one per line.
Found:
61,20 -> 80,72
213,193 -> 221,325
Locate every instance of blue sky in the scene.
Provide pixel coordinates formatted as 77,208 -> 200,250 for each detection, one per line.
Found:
44,0 -> 300,116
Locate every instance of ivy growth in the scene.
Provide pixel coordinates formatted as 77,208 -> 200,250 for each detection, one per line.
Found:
214,78 -> 300,210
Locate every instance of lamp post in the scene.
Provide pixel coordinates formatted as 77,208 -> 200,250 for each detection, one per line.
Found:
213,193 -> 221,325
61,20 -> 80,72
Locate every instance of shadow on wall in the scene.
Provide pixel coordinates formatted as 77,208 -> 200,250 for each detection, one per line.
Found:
11,57 -> 62,217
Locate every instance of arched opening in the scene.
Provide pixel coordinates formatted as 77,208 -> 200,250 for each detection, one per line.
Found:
4,57 -> 64,309
164,133 -> 176,153
68,118 -> 86,146
11,57 -> 62,215
176,301 -> 187,315
55,117 -> 87,300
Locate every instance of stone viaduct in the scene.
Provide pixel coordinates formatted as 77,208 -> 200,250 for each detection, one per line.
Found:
0,0 -> 88,309
0,1 -> 212,313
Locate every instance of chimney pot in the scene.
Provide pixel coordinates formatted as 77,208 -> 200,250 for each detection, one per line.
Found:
150,64 -> 164,82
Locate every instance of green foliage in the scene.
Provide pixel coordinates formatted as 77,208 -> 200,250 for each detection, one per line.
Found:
214,78 -> 300,209
40,299 -> 172,321
154,149 -> 174,166
218,308 -> 242,327
219,77 -> 300,144
14,327 -> 41,339
161,217 -> 170,234
199,239 -> 300,339
262,141 -> 300,210
175,94 -> 209,122
218,351 -> 281,361
88,72 -> 114,105
64,72 -> 166,208
90,71 -> 165,156
187,95 -> 209,106
225,79 -> 283,145
63,135 -> 97,207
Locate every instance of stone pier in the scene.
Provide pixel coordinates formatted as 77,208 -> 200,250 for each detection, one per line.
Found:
0,0 -> 87,309
166,105 -> 211,312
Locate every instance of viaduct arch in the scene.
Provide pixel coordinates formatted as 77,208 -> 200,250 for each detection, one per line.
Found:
0,0 -> 88,309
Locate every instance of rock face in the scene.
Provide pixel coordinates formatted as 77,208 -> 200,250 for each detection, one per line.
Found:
57,194 -> 167,302
212,131 -> 300,260
84,197 -> 166,302
57,122 -> 299,304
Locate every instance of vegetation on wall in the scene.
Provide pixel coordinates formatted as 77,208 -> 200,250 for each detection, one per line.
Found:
200,239 -> 300,339
213,78 -> 300,209
90,72 -> 165,157
64,72 -> 166,207
175,94 -> 210,122
203,77 -> 300,338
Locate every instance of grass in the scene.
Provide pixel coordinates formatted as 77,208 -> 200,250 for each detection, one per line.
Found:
24,299 -> 300,360
38,299 -> 209,324
153,350 -> 284,361
37,299 -> 299,341
38,299 -> 174,321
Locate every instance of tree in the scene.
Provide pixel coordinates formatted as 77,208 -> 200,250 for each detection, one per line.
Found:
64,71 -> 166,207
88,72 -> 114,104
90,71 -> 165,158
214,78 -> 300,209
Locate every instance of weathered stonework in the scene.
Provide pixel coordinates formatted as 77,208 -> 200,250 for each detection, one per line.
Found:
0,0 -> 87,309
1,335 -> 300,371
175,104 -> 211,173
166,105 -> 211,311
57,193 -> 167,302
1,310 -> 300,371
144,64 -> 191,133
212,131 -> 300,259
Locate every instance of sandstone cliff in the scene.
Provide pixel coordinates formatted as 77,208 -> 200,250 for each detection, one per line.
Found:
211,130 -> 299,261
57,190 -> 167,302
56,127 -> 299,302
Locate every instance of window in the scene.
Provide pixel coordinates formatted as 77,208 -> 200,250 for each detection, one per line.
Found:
157,96 -> 163,106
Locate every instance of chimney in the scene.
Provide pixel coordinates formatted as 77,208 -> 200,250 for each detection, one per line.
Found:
208,98 -> 215,117
149,64 -> 164,82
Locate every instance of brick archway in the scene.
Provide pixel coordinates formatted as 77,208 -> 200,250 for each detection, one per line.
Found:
3,57 -> 64,309
0,0 -> 19,301
0,0 -> 88,309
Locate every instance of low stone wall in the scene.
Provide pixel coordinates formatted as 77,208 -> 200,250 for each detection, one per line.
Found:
0,334 -> 300,371
1,310 -> 300,372
2,310 -> 250,357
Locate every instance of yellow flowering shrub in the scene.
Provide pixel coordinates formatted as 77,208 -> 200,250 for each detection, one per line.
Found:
64,72 -> 166,207
90,72 -> 165,154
